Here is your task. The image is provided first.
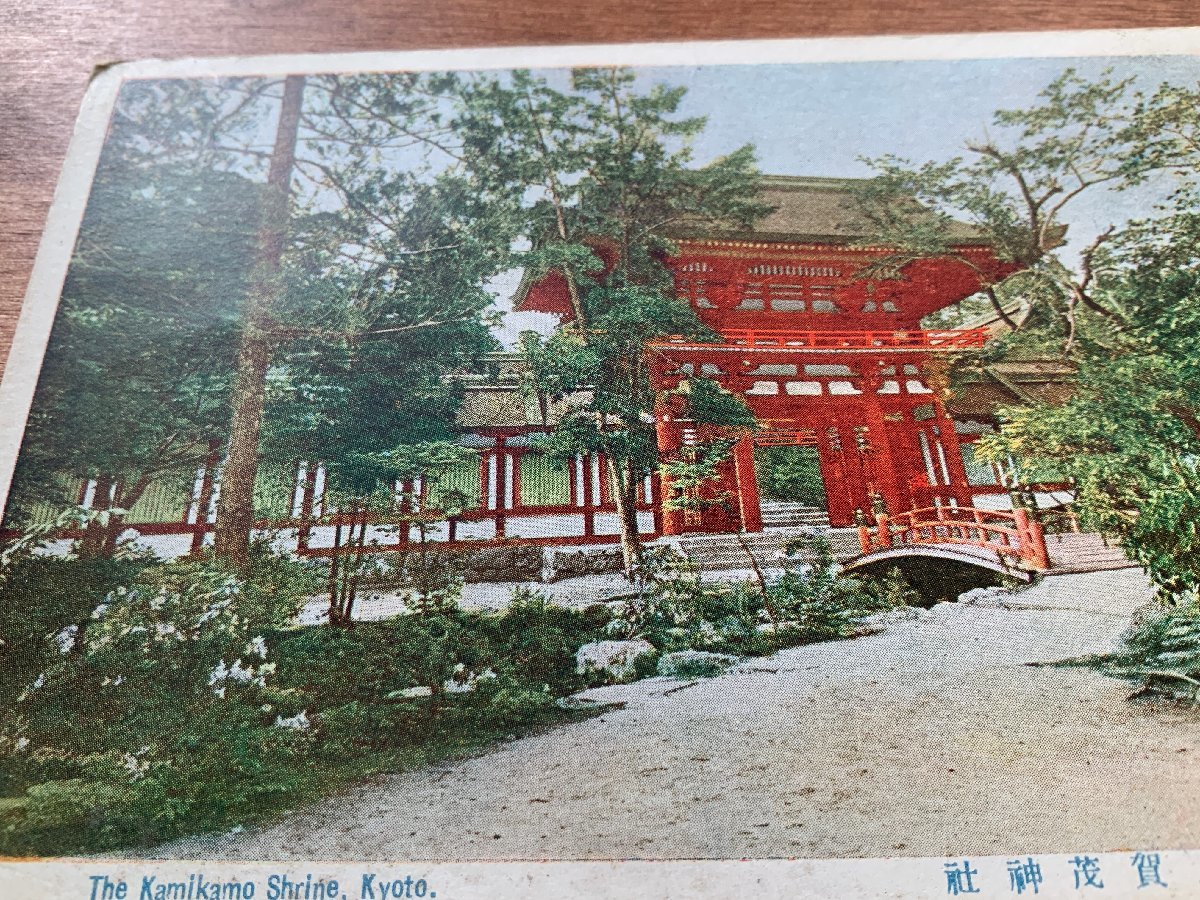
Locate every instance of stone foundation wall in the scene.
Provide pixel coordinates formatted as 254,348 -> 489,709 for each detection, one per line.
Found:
545,545 -> 627,581
373,544 -> 545,584
367,542 -> 635,585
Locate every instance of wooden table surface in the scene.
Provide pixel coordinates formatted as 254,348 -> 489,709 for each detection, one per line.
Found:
3,0 -> 1199,373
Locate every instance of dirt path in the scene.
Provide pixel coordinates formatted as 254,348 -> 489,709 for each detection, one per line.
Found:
159,568 -> 1200,860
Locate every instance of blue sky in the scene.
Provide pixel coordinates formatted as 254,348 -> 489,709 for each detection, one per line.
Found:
493,53 -> 1200,346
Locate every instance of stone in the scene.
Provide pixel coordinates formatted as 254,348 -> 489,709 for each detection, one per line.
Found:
548,546 -> 626,581
376,544 -> 543,585
957,585 -> 1012,605
656,650 -> 739,679
575,639 -> 656,682
858,606 -> 922,626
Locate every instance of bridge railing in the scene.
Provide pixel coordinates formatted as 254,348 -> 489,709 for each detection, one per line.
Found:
856,504 -> 1051,570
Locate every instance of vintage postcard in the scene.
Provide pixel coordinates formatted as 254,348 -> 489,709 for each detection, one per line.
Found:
3,26 -> 1200,899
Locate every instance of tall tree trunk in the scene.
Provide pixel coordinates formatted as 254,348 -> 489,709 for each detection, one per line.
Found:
608,456 -> 643,578
78,474 -> 113,558
101,473 -> 154,555
212,75 -> 305,571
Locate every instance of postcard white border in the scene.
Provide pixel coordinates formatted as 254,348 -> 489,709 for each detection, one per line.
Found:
1,25 -> 1199,895
3,852 -> 1200,900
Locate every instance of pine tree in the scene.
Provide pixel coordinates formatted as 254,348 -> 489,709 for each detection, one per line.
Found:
457,67 -> 768,574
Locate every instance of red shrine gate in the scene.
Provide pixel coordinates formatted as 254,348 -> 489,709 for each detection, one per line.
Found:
648,329 -> 983,532
519,180 -> 1018,535
641,239 -> 1015,533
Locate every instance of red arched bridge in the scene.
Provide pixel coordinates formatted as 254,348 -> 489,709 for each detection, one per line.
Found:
844,505 -> 1051,581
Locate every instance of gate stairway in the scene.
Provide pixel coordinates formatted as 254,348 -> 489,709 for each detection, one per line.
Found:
1043,532 -> 1138,575
668,527 -> 860,573
759,500 -> 831,529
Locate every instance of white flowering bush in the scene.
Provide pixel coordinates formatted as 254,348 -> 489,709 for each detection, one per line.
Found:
0,549 -> 317,853
0,540 -> 607,856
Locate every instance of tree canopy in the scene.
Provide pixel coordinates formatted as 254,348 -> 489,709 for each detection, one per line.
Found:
457,67 -> 768,571
864,70 -> 1200,599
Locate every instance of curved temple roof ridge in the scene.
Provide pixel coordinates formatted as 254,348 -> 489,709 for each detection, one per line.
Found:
666,173 -> 986,246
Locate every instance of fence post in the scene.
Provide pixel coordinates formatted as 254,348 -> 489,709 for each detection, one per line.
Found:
1026,514 -> 1051,570
854,508 -> 872,553
1011,505 -> 1030,552
870,491 -> 892,547
875,512 -> 892,548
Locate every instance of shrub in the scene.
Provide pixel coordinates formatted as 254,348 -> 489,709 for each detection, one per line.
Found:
656,650 -> 738,679
1085,600 -> 1200,704
0,546 -> 320,853
595,539 -> 912,658
482,587 -> 610,692
0,554 -> 147,704
764,534 -> 916,644
393,549 -> 467,616
605,547 -> 706,643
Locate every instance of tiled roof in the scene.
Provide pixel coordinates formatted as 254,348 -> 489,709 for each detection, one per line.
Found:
947,360 -> 1077,416
669,175 -> 985,245
454,357 -> 591,428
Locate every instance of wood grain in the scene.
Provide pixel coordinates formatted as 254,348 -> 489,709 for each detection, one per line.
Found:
2,0 -> 1199,373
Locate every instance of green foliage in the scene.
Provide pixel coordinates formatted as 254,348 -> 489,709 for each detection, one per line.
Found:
659,437 -> 739,516
2,162 -> 254,526
0,544 -> 321,854
857,68 -> 1138,272
1084,601 -> 1200,705
857,67 -> 1200,606
754,446 -> 828,507
6,74 -> 515,556
766,535 -> 916,642
480,588 -> 611,690
0,518 -> 920,855
460,67 -> 766,568
391,549 -> 468,617
599,539 -> 910,659
981,209 -> 1200,600
0,552 -> 148,705
655,651 -> 738,680
857,68 -> 1200,365
675,377 -> 757,431
0,544 -> 615,855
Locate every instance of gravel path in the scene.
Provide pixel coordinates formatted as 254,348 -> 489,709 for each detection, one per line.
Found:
160,568 -> 1200,860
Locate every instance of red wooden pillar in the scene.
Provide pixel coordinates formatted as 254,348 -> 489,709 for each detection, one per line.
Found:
1026,516 -> 1051,570
732,434 -> 763,532
654,395 -> 686,537
817,424 -> 854,527
649,471 -> 664,536
862,393 -> 904,518
580,453 -> 595,538
1011,506 -> 1051,570
494,439 -> 508,538
875,511 -> 893,547
930,393 -> 974,507
478,447 -> 491,538
397,478 -> 413,547
856,509 -> 873,553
